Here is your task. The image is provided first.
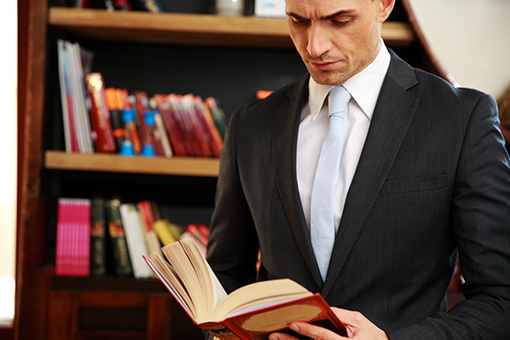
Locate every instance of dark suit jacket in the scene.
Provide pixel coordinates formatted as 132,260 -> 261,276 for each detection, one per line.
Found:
206,50 -> 510,339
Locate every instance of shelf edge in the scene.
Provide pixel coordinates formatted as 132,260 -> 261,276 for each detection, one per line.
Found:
45,151 -> 220,177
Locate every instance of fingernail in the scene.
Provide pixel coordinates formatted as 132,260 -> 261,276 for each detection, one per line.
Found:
268,335 -> 278,340
290,323 -> 300,332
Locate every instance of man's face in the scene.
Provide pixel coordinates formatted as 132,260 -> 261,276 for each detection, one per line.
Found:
286,0 -> 393,85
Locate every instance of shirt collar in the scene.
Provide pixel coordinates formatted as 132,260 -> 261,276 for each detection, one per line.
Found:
308,39 -> 391,121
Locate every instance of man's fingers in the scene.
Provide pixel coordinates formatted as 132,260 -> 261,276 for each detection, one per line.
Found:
269,321 -> 345,340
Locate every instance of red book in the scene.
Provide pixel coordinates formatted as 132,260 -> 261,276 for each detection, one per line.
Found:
85,73 -> 116,153
182,94 -> 213,157
194,96 -> 223,158
186,224 -> 208,248
169,94 -> 201,156
55,198 -> 91,277
144,239 -> 347,340
157,99 -> 188,156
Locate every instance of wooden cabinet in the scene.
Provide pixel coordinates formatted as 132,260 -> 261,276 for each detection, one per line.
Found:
16,1 -> 453,339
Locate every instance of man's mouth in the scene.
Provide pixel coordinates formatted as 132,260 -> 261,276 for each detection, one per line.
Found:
309,61 -> 338,71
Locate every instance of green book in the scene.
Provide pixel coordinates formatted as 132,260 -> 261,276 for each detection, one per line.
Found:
106,199 -> 133,276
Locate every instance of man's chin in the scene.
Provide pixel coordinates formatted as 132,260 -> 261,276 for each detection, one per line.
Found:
309,71 -> 346,86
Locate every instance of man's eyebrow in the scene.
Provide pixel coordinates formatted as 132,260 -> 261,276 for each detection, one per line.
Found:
286,9 -> 356,21
320,9 -> 356,20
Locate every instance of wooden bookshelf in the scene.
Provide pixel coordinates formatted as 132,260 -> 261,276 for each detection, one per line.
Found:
48,7 -> 415,49
45,150 -> 220,177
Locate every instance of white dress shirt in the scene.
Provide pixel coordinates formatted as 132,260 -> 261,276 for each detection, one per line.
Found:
297,40 -> 391,231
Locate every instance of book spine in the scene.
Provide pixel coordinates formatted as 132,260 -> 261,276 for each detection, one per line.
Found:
85,72 -> 116,153
154,112 -> 173,157
55,198 -> 69,275
195,96 -> 223,158
105,87 -> 124,152
158,102 -> 188,156
78,199 -> 91,276
131,0 -> 165,12
106,199 -> 133,276
90,197 -> 107,276
182,94 -> 213,157
169,94 -> 199,156
120,203 -> 152,278
205,97 -> 226,140
153,220 -> 178,246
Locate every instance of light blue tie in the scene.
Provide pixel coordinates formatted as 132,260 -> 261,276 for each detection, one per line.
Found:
311,85 -> 351,281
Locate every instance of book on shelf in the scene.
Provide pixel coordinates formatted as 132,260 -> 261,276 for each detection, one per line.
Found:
137,200 -> 163,257
57,40 -> 95,154
55,198 -> 91,276
90,197 -> 107,276
205,97 -> 227,140
85,73 -> 117,153
130,0 -> 166,12
119,203 -> 153,278
156,99 -> 188,156
144,238 -> 347,340
154,111 -> 174,157
196,96 -> 223,157
104,87 -> 125,152
153,93 -> 225,158
105,199 -> 133,276
152,219 -> 179,246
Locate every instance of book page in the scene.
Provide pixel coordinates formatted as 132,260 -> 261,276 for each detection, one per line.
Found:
180,238 -> 227,314
162,238 -> 216,322
211,279 -> 311,322
148,253 -> 197,319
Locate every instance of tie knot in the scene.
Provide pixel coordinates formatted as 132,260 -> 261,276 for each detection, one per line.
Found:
328,86 -> 351,119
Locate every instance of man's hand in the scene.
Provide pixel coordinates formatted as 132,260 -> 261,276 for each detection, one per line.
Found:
268,307 -> 389,340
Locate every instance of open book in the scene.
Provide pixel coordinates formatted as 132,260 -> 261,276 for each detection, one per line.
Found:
143,238 -> 346,340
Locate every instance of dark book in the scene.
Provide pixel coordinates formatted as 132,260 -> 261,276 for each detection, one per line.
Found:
90,198 -> 107,276
104,87 -> 124,152
131,0 -> 166,12
106,199 -> 133,276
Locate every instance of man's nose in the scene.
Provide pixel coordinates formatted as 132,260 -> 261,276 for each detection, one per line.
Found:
307,23 -> 332,58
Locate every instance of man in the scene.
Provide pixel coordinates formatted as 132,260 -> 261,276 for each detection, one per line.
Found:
206,0 -> 510,338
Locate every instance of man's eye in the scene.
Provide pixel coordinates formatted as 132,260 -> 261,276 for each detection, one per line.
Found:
332,19 -> 351,26
291,17 -> 308,25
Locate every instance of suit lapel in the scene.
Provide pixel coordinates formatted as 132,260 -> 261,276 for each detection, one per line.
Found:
323,52 -> 420,297
272,75 -> 325,288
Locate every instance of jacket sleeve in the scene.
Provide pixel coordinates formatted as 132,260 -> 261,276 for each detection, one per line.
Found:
386,93 -> 510,339
206,103 -> 260,295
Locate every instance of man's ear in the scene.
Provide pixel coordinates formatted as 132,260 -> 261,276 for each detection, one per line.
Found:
379,0 -> 395,22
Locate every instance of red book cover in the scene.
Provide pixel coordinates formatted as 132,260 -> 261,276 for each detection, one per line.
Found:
85,73 -> 116,153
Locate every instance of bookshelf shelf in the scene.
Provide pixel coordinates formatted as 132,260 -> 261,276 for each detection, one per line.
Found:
45,150 -> 220,177
48,7 -> 415,49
